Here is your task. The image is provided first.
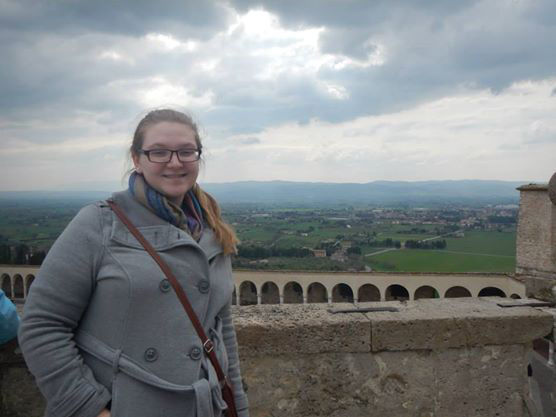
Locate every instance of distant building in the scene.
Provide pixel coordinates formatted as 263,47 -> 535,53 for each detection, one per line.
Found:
311,249 -> 327,258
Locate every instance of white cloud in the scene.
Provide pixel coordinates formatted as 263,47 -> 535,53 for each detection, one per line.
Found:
203,78 -> 556,183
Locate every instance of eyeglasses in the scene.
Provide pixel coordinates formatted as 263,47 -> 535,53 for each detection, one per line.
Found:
139,148 -> 202,163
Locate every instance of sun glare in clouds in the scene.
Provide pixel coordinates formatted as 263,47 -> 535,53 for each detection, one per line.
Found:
220,8 -> 384,99
138,77 -> 214,109
145,33 -> 197,52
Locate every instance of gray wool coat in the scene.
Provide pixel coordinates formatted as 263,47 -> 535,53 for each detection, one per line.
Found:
18,191 -> 249,417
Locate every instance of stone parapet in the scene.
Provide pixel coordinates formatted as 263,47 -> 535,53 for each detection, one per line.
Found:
1,299 -> 553,417
234,299 -> 551,416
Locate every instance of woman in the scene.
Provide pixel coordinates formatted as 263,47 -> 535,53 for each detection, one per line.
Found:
18,109 -> 249,417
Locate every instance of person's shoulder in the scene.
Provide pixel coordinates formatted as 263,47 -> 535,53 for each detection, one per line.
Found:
73,190 -> 129,224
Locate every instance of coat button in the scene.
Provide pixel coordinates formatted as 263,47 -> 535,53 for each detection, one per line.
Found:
197,279 -> 210,294
159,279 -> 171,293
144,348 -> 158,362
189,346 -> 202,360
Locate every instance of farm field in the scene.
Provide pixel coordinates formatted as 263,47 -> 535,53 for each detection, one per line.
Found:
367,249 -> 515,273
367,230 -> 516,273
443,231 -> 515,256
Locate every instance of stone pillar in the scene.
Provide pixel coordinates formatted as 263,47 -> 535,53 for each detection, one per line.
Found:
257,294 -> 262,305
302,296 -> 307,304
327,296 -> 332,305
279,294 -> 284,305
516,173 -> 556,300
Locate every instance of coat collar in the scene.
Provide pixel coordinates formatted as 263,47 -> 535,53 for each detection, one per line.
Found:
109,190 -> 223,260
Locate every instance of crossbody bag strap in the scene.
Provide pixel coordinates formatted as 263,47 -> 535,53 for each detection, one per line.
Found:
107,199 -> 239,417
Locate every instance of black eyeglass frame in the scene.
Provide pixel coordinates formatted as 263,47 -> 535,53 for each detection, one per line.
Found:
138,148 -> 202,163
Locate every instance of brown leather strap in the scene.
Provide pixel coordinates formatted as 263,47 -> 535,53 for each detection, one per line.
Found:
107,200 -> 239,417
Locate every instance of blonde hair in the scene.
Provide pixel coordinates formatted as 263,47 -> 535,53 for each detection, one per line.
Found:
131,109 -> 239,255
193,184 -> 238,255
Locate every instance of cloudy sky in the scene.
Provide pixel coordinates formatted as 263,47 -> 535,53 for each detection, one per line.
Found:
1,0 -> 555,191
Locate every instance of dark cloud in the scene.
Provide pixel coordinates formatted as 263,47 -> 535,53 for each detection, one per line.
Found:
229,0 -> 556,94
0,0 -> 232,39
1,0 -> 555,147
228,0 -> 475,31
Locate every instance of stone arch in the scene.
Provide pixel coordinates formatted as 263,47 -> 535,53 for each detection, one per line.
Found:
445,286 -> 472,298
13,274 -> 24,299
414,285 -> 439,300
358,284 -> 380,302
25,274 -> 35,298
307,282 -> 327,303
1,274 -> 11,298
261,281 -> 280,304
332,283 -> 354,303
232,287 -> 237,305
478,287 -> 506,297
510,293 -> 521,299
283,281 -> 303,304
385,284 -> 409,301
239,281 -> 258,305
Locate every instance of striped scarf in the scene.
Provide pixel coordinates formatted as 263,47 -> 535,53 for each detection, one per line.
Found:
128,171 -> 204,241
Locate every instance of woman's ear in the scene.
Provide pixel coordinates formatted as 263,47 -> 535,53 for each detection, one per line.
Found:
131,153 -> 143,174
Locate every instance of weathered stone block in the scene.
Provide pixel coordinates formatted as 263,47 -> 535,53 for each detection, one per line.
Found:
234,303 -> 371,356
360,298 -> 552,351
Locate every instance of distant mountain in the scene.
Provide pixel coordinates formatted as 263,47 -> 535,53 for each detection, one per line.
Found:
0,180 -> 531,207
202,180 -> 526,206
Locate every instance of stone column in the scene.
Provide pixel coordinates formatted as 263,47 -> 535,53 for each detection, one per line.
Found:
516,173 -> 556,300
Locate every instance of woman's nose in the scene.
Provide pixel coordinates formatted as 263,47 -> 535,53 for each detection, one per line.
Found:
167,151 -> 183,166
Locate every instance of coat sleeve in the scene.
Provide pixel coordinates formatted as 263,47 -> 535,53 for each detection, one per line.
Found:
18,204 -> 111,417
220,301 -> 249,417
0,289 -> 19,344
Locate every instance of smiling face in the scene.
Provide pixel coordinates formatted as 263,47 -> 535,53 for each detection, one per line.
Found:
132,121 -> 200,206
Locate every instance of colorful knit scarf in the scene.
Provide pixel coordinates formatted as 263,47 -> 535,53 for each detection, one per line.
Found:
128,171 -> 204,241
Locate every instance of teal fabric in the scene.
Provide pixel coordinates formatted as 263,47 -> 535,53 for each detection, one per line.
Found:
0,289 -> 19,344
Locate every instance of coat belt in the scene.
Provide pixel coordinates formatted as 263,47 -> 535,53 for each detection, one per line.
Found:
74,329 -> 227,417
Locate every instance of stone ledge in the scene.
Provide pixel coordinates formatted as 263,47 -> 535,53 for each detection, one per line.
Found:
366,298 -> 553,351
517,183 -> 548,191
233,298 -> 553,356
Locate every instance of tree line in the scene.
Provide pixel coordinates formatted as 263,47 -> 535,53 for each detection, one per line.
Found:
0,243 -> 46,265
237,245 -> 313,259
404,239 -> 447,249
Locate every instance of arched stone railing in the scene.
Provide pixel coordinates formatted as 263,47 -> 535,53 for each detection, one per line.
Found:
0,266 -> 39,301
233,270 -> 526,306
0,267 -> 527,306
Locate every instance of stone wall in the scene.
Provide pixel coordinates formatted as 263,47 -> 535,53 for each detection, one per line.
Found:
516,181 -> 556,300
1,298 -> 552,417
